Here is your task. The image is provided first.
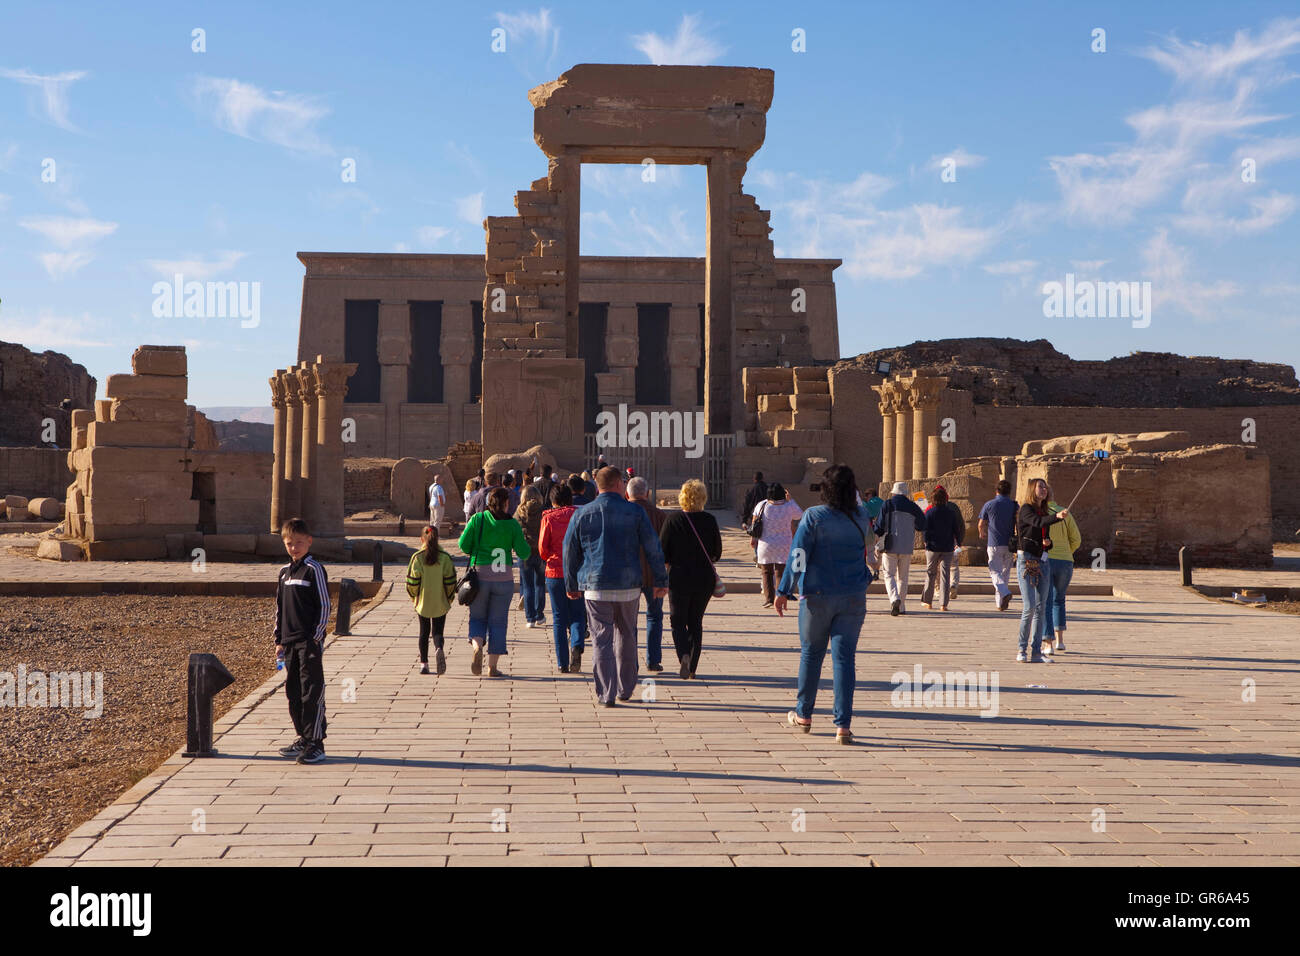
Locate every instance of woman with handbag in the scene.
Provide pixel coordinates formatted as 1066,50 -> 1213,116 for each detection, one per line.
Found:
1015,478 -> 1068,664
658,478 -> 723,680
773,464 -> 873,745
457,487 -> 530,677
750,483 -> 803,608
405,525 -> 457,675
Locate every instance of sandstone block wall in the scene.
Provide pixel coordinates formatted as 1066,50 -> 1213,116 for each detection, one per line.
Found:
0,447 -> 73,501
62,345 -> 273,558
1015,443 -> 1271,567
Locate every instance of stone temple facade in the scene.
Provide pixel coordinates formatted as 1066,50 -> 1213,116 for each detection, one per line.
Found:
295,252 -> 839,466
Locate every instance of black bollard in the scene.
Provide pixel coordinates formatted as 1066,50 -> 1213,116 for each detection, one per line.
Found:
183,653 -> 236,758
335,577 -> 364,635
1179,546 -> 1192,587
398,514 -> 406,536
372,542 -> 384,583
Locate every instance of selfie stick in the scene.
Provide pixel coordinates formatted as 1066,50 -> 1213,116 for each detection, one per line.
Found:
1064,449 -> 1110,512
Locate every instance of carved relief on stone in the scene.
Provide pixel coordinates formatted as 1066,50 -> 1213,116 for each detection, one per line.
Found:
282,369 -> 301,403
606,334 -> 638,368
440,333 -> 475,365
269,373 -> 287,408
669,335 -> 701,367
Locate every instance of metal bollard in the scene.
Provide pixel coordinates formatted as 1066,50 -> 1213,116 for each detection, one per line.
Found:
1179,546 -> 1192,587
183,653 -> 236,758
372,542 -> 384,583
335,577 -> 364,635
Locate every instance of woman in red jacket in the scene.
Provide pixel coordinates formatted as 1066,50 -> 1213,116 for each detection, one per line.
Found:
538,483 -> 588,674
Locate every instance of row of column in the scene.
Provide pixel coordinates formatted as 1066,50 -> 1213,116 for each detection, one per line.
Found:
269,358 -> 357,536
873,371 -> 951,486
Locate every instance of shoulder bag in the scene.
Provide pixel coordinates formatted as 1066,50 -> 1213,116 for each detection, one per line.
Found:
748,500 -> 766,539
685,513 -> 726,598
454,516 -> 484,606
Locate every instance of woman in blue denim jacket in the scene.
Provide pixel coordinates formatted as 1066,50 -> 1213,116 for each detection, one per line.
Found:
774,464 -> 873,745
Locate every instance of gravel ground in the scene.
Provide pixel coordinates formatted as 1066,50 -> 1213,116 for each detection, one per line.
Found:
0,595 -> 313,867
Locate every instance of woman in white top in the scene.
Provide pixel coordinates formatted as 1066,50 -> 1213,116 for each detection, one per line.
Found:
751,482 -> 804,608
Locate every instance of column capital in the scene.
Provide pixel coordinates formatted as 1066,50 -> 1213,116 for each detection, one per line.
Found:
269,373 -> 287,408
315,362 -> 358,396
282,370 -> 301,401
905,375 -> 948,411
296,364 -> 318,400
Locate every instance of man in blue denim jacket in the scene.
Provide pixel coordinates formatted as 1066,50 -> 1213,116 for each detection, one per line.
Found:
564,467 -> 668,707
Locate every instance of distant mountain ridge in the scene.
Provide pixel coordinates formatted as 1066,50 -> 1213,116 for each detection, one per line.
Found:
200,406 -> 276,425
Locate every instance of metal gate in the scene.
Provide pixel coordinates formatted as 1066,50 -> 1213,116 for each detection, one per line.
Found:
703,433 -> 734,508
584,432 -> 659,495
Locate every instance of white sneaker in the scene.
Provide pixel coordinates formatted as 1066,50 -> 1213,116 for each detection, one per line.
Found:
1041,642 -> 1053,655
1055,638 -> 1066,652
1015,651 -> 1026,663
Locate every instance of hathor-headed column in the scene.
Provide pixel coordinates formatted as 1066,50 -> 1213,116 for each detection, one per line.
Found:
873,382 -> 897,487
313,360 -> 357,538
281,370 -> 302,521
297,363 -> 320,529
269,372 -> 287,532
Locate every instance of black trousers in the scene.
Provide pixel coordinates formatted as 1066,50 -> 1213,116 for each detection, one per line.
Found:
418,613 -> 447,661
284,638 -> 327,746
669,582 -> 713,673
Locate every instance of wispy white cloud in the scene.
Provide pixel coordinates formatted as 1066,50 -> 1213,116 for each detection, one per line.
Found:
1050,19 -> 1300,230
0,310 -> 112,348
191,76 -> 331,154
0,143 -> 17,172
456,191 -> 485,227
1140,17 -> 1300,87
928,148 -> 987,172
632,14 -> 725,65
19,215 -> 117,279
1070,259 -> 1110,272
982,259 -> 1037,276
493,8 -> 561,78
444,141 -> 484,177
1141,229 -> 1238,320
416,225 -> 453,247
143,251 -> 247,280
755,169 -> 995,280
19,215 -> 117,247
0,68 -> 87,130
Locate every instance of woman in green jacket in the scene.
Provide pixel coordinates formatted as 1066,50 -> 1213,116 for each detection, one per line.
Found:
1041,486 -> 1082,654
457,487 -> 531,676
406,525 -> 457,674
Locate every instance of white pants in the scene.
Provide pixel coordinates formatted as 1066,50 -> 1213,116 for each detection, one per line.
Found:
881,552 -> 912,608
430,504 -> 444,528
987,545 -> 1012,605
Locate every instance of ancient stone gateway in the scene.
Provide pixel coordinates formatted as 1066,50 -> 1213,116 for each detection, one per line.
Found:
481,64 -> 809,464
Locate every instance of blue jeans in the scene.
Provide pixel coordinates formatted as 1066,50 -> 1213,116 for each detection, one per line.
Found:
468,579 -> 514,655
545,577 -> 586,668
795,591 -> 865,729
1017,554 -> 1051,655
642,586 -> 664,667
1041,559 -> 1073,638
520,554 -> 546,623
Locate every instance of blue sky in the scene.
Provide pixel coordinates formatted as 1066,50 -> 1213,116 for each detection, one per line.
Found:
1,0 -> 1298,407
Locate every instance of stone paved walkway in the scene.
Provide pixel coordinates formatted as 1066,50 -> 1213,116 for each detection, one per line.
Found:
34,553 -> 1300,867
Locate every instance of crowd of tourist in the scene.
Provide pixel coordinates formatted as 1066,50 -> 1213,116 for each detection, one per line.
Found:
277,455 -> 1089,762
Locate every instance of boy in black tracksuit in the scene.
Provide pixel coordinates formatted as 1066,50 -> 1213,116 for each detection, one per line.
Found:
274,518 -> 331,764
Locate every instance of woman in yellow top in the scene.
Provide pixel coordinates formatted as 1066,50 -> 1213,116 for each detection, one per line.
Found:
406,525 -> 457,674
1042,486 -> 1082,655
